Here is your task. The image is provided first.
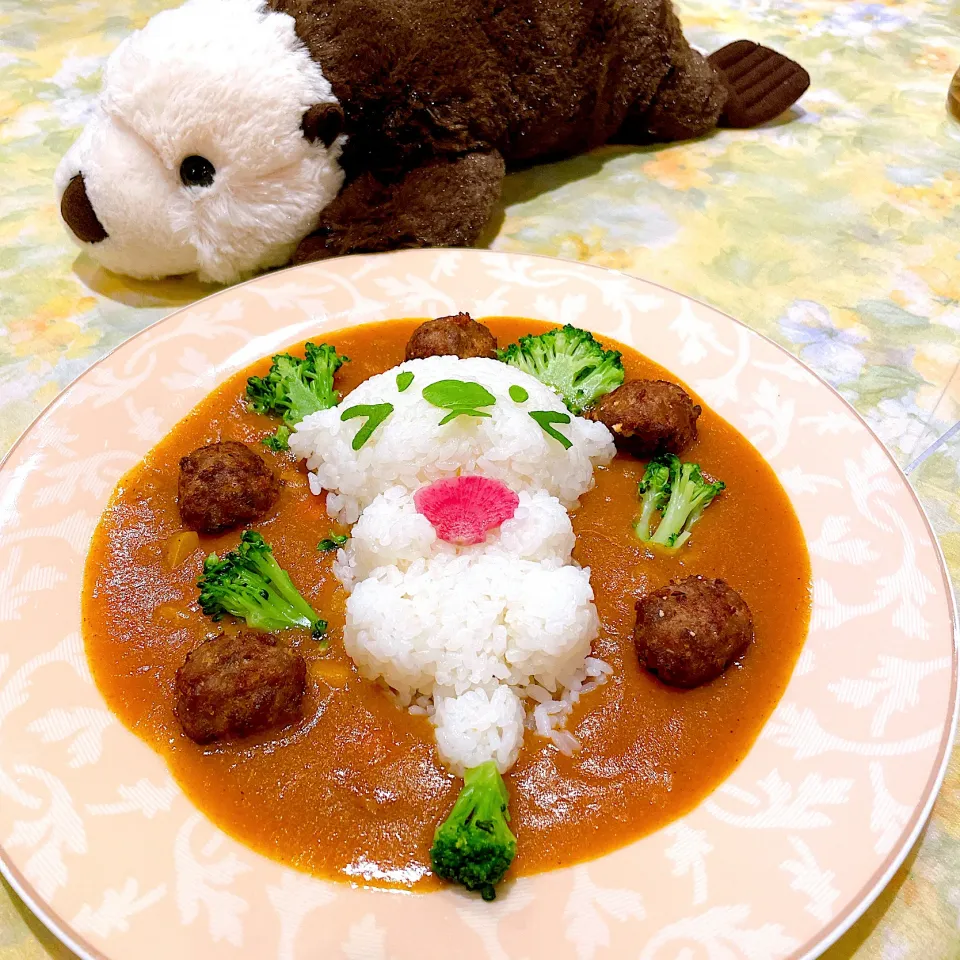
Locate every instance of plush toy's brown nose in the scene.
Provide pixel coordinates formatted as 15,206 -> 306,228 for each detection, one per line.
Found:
61,174 -> 108,244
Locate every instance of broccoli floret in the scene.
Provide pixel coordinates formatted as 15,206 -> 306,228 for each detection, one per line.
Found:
634,456 -> 673,541
197,530 -> 327,639
654,460 -> 725,548
498,325 -> 624,415
430,760 -> 517,901
634,454 -> 724,549
260,425 -> 291,452
246,342 -> 349,449
317,532 -> 349,552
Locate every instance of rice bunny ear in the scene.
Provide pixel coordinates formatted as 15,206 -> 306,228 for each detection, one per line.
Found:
301,102 -> 344,147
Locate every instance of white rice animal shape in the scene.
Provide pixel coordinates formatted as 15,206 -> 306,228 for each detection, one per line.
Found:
290,355 -> 616,774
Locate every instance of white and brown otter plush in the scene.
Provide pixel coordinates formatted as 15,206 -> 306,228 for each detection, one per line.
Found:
56,0 -> 809,284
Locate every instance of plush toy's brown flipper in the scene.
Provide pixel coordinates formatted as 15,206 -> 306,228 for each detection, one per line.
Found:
293,151 -> 505,264
708,41 -> 810,128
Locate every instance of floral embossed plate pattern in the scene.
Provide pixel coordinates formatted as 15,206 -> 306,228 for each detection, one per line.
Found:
0,250 -> 955,960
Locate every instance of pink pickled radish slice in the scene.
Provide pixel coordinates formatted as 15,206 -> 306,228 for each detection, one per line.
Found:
414,476 -> 520,545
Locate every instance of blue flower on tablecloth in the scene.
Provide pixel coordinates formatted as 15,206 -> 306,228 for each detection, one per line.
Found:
777,300 -> 867,387
811,3 -> 912,37
864,394 -> 939,462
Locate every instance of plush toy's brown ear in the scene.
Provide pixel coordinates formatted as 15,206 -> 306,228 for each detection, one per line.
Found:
301,103 -> 345,147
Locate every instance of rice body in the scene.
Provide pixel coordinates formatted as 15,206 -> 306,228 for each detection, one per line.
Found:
291,355 -> 615,774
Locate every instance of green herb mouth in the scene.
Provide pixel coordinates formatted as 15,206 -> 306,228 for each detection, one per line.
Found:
422,379 -> 497,426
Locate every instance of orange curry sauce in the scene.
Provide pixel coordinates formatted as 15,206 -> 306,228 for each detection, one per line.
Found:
83,318 -> 811,891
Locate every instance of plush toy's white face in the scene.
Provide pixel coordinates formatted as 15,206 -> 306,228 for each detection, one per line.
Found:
55,0 -> 346,284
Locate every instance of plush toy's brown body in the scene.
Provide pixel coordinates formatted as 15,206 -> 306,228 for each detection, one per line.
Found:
273,0 -> 807,264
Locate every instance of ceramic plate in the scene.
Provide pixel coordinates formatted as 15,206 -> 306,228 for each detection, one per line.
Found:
0,249 -> 955,960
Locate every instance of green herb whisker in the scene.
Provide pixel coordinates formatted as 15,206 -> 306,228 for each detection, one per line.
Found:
529,410 -> 573,449
341,403 -> 394,450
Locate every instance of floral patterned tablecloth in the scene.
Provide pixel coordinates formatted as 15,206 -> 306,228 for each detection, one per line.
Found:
1,0 -> 959,956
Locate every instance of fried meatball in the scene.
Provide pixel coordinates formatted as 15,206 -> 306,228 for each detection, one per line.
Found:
405,312 -> 498,360
634,576 -> 754,688
587,379 -> 701,457
178,440 -> 280,534
174,631 -> 307,744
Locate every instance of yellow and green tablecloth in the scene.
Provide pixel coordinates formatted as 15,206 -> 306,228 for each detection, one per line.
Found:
2,0 -> 960,955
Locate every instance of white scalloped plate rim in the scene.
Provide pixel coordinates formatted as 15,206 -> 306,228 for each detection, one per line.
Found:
0,249 -> 955,960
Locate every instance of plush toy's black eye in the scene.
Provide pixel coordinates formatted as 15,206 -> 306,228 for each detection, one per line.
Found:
179,155 -> 216,188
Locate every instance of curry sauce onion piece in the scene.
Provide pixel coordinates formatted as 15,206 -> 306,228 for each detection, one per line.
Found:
164,530 -> 199,570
